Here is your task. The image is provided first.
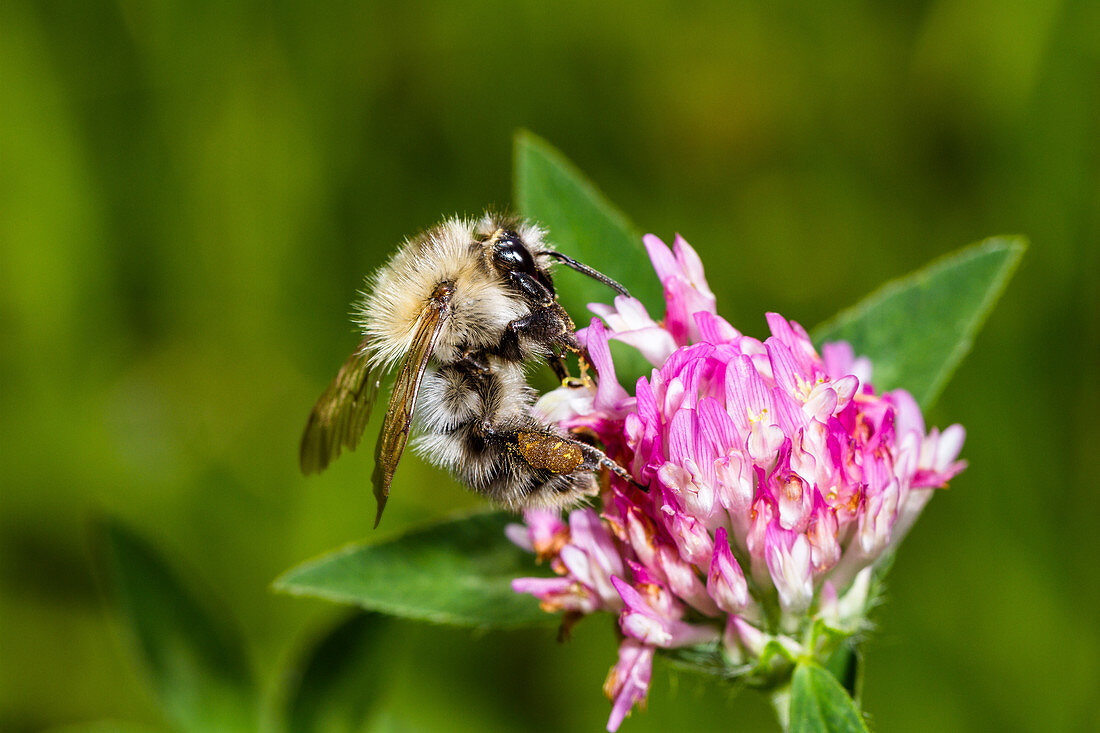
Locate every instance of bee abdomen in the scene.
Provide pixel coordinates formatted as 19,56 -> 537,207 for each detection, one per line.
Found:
410,367 -> 597,510
413,365 -> 482,431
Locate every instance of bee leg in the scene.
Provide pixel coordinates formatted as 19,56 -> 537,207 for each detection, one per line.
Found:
498,307 -> 577,363
547,351 -> 572,383
496,315 -> 533,362
498,427 -> 647,492
578,445 -> 645,490
455,349 -> 493,375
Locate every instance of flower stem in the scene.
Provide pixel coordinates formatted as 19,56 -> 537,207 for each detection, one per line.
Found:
769,684 -> 792,732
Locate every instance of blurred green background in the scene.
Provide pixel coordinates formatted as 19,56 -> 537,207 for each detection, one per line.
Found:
2,1 -> 1097,731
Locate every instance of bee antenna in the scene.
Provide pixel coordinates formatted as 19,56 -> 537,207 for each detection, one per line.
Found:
544,251 -> 632,298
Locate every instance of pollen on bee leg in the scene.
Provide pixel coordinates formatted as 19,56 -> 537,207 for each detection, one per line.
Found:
516,431 -> 585,474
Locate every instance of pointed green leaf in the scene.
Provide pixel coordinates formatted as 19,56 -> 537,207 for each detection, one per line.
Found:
284,612 -> 392,733
513,130 -> 662,385
275,511 -> 553,628
822,641 -> 863,705
790,662 -> 870,733
97,520 -> 255,733
657,642 -> 743,679
812,236 -> 1026,409
513,130 -> 663,318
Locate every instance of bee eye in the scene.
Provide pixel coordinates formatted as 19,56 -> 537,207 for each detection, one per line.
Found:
494,232 -> 537,274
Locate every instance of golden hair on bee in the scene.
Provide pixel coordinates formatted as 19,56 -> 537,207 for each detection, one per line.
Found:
354,214 -> 550,370
301,212 -> 640,527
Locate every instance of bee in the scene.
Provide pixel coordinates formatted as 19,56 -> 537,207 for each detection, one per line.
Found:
300,213 -> 637,527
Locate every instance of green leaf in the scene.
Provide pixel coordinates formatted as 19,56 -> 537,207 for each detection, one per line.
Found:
274,511 -> 553,628
812,236 -> 1026,409
657,642 -> 745,680
822,641 -> 863,704
513,130 -> 663,315
284,612 -> 392,733
96,519 -> 255,733
513,130 -> 663,385
789,662 -> 870,733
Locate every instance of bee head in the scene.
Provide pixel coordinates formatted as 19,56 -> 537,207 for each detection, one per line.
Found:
490,228 -> 556,295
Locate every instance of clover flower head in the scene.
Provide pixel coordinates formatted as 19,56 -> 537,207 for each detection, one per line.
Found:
510,233 -> 966,731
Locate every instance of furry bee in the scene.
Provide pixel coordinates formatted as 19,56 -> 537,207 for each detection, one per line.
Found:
300,213 -> 636,526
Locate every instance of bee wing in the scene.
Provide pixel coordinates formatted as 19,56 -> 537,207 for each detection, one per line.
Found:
299,342 -> 383,475
371,288 -> 453,527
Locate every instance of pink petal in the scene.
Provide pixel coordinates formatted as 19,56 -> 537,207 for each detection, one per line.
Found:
505,523 -> 533,552
697,396 -> 740,455
642,233 -> 679,283
726,355 -> 774,430
672,234 -> 713,297
765,337 -> 806,398
605,640 -> 654,732
936,424 -> 967,470
821,341 -> 855,379
765,312 -> 818,375
708,527 -> 749,613
694,311 -> 741,344
610,327 -> 678,367
580,317 -> 631,411
764,522 -> 813,614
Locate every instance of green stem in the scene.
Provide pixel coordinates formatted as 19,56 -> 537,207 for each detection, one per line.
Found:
769,684 -> 792,732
